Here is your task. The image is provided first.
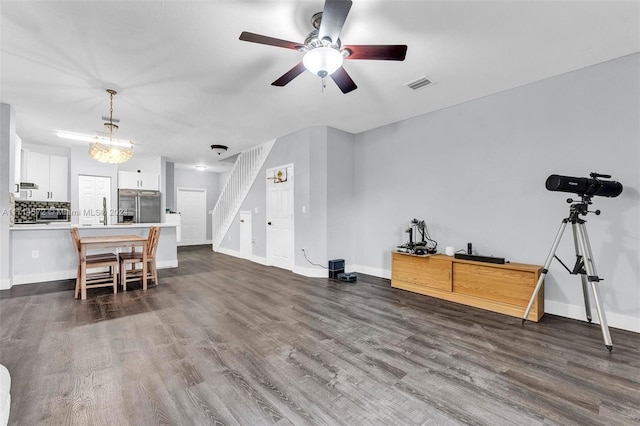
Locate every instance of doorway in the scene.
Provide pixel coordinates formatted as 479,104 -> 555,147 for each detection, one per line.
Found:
266,164 -> 294,270
78,175 -> 111,225
177,187 -> 207,246
239,210 -> 252,259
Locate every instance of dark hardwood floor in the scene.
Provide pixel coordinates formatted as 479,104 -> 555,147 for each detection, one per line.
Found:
1,245 -> 639,425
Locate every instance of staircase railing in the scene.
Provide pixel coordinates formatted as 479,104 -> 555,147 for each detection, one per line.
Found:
211,139 -> 275,251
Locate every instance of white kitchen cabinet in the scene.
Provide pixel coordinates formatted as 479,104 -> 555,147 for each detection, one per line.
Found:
9,134 -> 21,197
22,150 -> 69,201
118,171 -> 159,190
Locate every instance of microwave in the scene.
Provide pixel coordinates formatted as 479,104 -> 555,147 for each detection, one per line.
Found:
35,208 -> 70,223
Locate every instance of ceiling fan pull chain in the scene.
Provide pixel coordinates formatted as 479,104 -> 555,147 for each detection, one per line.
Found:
322,77 -> 326,93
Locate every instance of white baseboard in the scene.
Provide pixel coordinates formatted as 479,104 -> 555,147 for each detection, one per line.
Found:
13,270 -> 76,285
350,264 -> 391,280
216,248 -> 327,278
249,254 -> 268,266
215,247 -> 268,265
216,247 -> 241,257
0,277 -> 12,291
157,260 -> 178,269
293,265 -> 328,278
545,300 -> 640,333
12,261 -> 178,286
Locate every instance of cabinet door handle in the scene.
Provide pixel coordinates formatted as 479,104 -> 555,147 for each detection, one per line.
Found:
29,190 -> 32,197
15,184 -> 19,192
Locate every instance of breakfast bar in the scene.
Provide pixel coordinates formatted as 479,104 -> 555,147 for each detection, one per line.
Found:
9,223 -> 178,286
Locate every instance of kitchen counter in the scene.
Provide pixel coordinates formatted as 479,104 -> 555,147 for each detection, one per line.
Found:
10,222 -> 177,231
9,223 -> 179,286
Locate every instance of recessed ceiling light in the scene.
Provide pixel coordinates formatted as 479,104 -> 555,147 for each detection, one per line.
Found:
194,165 -> 208,171
56,130 -> 134,147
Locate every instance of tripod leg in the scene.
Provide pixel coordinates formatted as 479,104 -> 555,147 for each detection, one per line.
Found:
572,222 -> 593,323
581,278 -> 592,323
523,219 -> 569,323
576,222 -> 613,352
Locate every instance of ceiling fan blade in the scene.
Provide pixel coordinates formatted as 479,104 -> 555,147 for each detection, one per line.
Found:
272,62 -> 307,87
318,0 -> 353,44
239,31 -> 303,50
330,67 -> 357,94
342,45 -> 408,61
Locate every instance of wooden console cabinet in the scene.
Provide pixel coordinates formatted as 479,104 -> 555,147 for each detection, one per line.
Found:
391,252 -> 544,321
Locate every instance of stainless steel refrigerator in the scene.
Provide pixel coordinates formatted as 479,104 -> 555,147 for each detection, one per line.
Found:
118,189 -> 161,223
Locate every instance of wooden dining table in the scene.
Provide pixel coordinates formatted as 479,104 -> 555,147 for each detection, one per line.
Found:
78,234 -> 148,300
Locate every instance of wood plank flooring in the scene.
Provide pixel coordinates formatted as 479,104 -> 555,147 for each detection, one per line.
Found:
1,245 -> 639,425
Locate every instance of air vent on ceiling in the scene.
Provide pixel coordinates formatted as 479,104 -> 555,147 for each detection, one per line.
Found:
405,76 -> 432,90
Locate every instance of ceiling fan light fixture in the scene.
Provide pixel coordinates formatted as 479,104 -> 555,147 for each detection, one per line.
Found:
211,144 -> 228,155
303,46 -> 343,78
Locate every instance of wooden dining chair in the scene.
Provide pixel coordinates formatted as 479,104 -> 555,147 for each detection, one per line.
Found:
119,226 -> 161,291
70,228 -> 119,298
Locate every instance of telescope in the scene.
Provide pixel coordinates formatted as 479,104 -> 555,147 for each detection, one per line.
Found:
545,172 -> 623,198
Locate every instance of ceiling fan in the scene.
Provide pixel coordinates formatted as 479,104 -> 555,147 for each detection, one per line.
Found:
239,0 -> 407,94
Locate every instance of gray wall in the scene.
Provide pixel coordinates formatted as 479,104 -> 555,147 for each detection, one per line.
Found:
174,168 -> 221,241
352,53 -> 640,330
165,161 -> 175,211
327,127 -> 356,265
220,127 -> 344,274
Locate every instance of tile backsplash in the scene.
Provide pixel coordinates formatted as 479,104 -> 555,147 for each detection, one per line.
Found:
14,200 -> 72,224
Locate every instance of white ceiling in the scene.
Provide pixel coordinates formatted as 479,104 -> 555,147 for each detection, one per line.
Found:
2,1 -> 638,172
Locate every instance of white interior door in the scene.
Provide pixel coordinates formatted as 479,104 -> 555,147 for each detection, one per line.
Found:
240,211 -> 252,259
266,164 -> 294,270
78,175 -> 111,225
177,187 -> 207,246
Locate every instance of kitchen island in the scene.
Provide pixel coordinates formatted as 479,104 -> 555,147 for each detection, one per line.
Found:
9,223 -> 178,286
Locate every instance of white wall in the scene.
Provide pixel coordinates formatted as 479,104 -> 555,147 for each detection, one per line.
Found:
353,53 -> 640,332
0,104 -> 15,289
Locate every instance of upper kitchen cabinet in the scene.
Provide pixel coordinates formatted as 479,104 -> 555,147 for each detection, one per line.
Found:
118,171 -> 159,190
22,149 -> 69,201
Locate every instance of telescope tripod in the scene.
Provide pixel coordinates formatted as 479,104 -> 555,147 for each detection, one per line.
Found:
522,197 -> 613,351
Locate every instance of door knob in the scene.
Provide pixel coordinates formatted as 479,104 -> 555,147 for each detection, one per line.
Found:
267,222 -> 272,225
240,219 -> 244,223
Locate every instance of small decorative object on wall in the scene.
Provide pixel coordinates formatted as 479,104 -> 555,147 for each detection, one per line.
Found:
267,169 -> 288,183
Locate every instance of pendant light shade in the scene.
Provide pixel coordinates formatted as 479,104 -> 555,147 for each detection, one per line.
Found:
89,89 -> 134,164
303,47 -> 343,78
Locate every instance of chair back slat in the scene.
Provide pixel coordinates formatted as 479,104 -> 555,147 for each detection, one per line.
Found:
70,228 -> 82,262
147,226 -> 161,257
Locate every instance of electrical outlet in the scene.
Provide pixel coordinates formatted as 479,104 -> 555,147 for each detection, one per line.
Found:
32,250 -> 39,259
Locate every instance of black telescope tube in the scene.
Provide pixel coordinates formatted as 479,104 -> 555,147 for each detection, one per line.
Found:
546,174 -> 623,198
